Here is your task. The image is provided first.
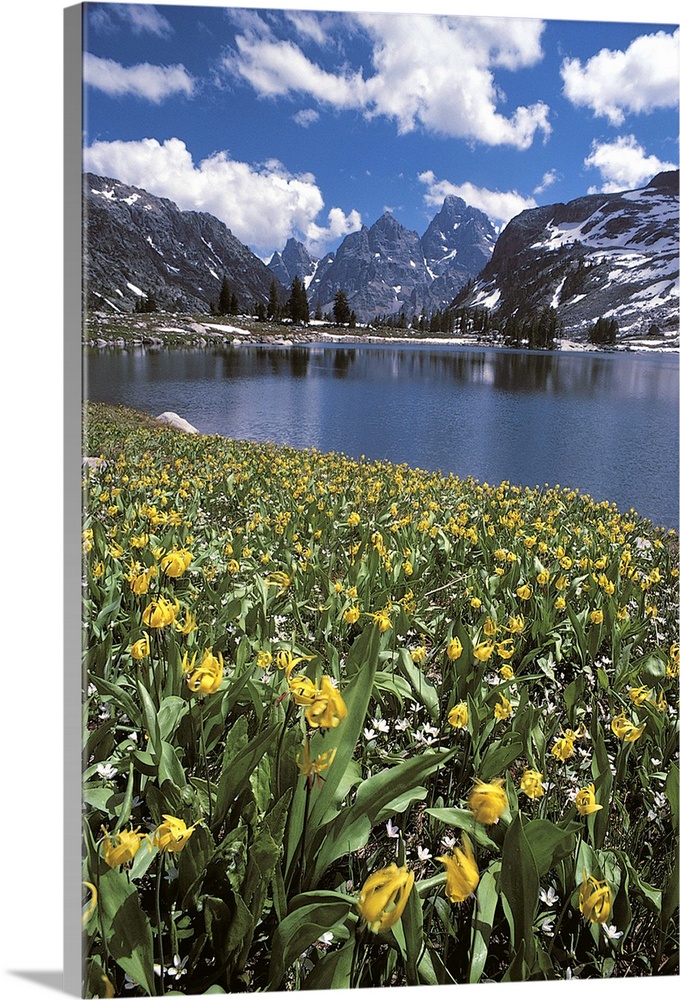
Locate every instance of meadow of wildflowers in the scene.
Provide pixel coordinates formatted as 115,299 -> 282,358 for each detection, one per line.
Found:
82,402 -> 679,995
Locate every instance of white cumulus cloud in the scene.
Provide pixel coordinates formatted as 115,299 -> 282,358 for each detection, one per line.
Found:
583,135 -> 677,193
533,169 -> 559,195
83,53 -> 195,103
419,171 -> 536,229
82,137 -> 361,258
225,12 -> 551,149
561,28 -> 680,125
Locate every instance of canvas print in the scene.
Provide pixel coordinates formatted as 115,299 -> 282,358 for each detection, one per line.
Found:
79,2 -> 679,994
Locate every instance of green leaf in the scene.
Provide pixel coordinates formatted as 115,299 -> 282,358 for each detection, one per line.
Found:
137,678 -> 162,761
269,894 -> 355,989
307,625 -> 382,833
521,819 -> 579,877
499,813 -> 539,970
425,807 -> 498,852
469,861 -> 501,984
299,938 -> 356,991
95,864 -> 155,995
478,730 -> 524,781
396,648 -> 440,720
212,724 -> 278,831
308,749 -> 455,886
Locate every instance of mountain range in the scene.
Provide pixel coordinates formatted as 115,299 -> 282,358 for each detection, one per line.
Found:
458,170 -> 679,340
82,169 -> 678,340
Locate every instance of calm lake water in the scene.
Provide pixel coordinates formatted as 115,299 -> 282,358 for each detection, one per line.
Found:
85,342 -> 679,530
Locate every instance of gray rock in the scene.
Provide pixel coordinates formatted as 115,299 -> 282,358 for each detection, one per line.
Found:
156,412 -> 199,434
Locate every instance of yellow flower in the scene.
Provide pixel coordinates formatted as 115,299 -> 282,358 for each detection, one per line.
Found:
506,614 -> 525,634
589,609 -> 604,625
296,743 -> 337,787
175,610 -> 197,635
436,834 -> 479,903
368,607 -> 392,633
347,512 -> 360,527
654,690 -> 667,713
276,649 -> 315,679
288,673 -> 318,707
446,636 -> 463,661
227,559 -> 240,575
495,639 -> 514,660
483,617 -> 498,636
344,605 -> 360,624
574,784 -> 603,816
130,633 -> 151,660
256,650 -> 273,669
448,701 -> 468,729
579,872 -> 612,925
129,566 -> 157,595
470,597 -> 482,609
499,665 -> 514,680
305,675 -> 348,729
555,574 -> 568,591
160,549 -> 193,578
668,644 -> 680,678
142,596 -> 180,628
536,570 -> 550,586
82,881 -> 98,926
555,596 -> 566,610
468,777 -> 508,825
520,769 -> 544,799
102,826 -> 144,868
628,685 -> 652,707
516,584 -> 533,601
473,640 -> 494,662
186,649 -> 224,696
494,693 -> 513,721
153,815 -> 202,853
357,864 -> 414,934
611,711 -> 645,742
265,570 -> 292,593
550,734 -> 575,761
411,645 -> 427,664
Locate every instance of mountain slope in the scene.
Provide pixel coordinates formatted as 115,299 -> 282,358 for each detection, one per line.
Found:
463,171 -> 679,340
83,173 -> 280,313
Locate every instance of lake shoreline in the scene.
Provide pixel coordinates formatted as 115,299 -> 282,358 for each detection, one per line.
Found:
85,313 -> 680,355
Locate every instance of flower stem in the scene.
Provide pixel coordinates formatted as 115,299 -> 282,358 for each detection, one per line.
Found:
198,700 -> 213,827
156,851 -> 166,996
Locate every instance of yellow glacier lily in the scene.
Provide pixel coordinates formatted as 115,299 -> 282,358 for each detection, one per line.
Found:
436,834 -> 479,903
356,864 -> 414,933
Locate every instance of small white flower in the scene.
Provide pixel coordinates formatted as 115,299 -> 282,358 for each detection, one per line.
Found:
422,722 -> 439,737
539,886 -> 560,908
96,763 -> 118,781
316,931 -> 334,946
363,727 -> 376,741
386,819 -> 400,839
441,834 -> 457,851
167,954 -> 188,979
417,846 -> 432,861
372,717 -> 390,733
540,919 -> 554,936
395,718 -> 410,731
602,923 -> 623,942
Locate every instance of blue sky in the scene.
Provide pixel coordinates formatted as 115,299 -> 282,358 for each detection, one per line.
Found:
81,1 -> 679,260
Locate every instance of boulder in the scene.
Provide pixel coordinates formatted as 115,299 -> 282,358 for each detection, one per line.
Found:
156,412 -> 199,434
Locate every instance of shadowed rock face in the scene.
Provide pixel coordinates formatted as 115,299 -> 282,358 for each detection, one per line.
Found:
83,173 -> 282,314
459,171 -> 679,340
306,202 -> 497,322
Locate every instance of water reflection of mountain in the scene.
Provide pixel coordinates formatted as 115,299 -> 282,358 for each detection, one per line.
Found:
208,343 -> 675,404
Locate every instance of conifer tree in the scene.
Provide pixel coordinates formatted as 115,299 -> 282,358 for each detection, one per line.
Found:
287,275 -> 310,324
218,277 -> 231,315
333,289 -> 351,325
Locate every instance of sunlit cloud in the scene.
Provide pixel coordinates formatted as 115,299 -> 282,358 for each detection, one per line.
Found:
561,28 -> 680,125
224,12 -> 551,149
533,169 -> 559,195
419,170 -> 537,229
83,53 -> 195,103
583,135 -> 677,193
82,136 -> 361,258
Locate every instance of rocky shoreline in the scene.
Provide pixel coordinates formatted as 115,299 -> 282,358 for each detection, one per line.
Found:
84,314 -> 679,354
